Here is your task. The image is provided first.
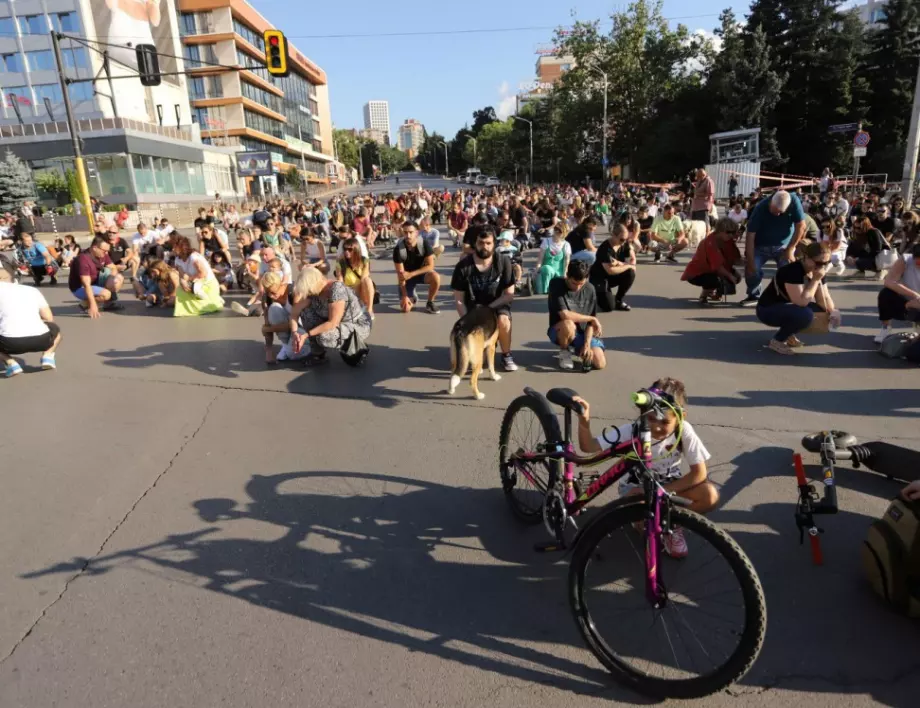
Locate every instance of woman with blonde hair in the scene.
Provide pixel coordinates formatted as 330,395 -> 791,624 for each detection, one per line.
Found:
260,269 -> 305,364
334,237 -> 375,319
289,266 -> 372,367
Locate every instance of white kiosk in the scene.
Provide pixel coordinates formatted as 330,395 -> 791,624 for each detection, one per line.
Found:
706,128 -> 761,200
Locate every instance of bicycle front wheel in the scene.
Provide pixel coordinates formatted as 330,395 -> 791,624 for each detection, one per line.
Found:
498,394 -> 562,524
569,503 -> 766,699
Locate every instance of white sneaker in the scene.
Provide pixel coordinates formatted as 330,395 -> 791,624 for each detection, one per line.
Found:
230,301 -> 250,316
876,270 -> 888,282
559,350 -> 574,370
833,262 -> 847,276
874,326 -> 892,344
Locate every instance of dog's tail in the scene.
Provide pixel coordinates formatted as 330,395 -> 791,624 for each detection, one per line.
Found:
448,325 -> 469,394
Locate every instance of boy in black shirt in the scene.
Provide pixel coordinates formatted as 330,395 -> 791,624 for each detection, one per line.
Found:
450,225 -> 518,371
547,260 -> 606,371
590,223 -> 636,311
393,221 -> 440,314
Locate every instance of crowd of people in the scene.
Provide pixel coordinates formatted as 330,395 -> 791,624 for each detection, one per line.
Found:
2,167 -> 920,378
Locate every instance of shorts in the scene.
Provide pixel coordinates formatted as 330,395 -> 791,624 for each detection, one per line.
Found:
0,322 -> 59,355
547,325 -> 604,351
72,285 -> 106,300
404,273 -> 429,299
691,210 -> 711,227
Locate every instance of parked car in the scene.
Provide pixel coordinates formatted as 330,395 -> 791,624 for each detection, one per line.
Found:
484,176 -> 501,186
457,175 -> 467,183
474,174 -> 487,186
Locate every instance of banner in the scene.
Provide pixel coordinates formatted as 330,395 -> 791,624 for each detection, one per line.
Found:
90,0 -> 179,86
235,151 -> 273,177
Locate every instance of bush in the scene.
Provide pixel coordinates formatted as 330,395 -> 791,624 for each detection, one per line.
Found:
34,171 -> 67,194
101,203 -> 127,212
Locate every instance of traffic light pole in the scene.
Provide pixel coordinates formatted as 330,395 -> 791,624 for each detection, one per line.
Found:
52,31 -> 95,235
902,57 -> 920,209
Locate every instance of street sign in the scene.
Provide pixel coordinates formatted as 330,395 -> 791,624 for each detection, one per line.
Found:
854,146 -> 867,157
854,131 -> 871,147
828,122 -> 858,134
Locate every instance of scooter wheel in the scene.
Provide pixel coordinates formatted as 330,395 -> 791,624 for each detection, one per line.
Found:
801,431 -> 858,454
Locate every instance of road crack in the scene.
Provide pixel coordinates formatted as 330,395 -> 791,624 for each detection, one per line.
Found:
1,390 -> 223,666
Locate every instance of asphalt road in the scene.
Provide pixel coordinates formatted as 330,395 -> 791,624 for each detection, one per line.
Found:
1,202 -> 919,707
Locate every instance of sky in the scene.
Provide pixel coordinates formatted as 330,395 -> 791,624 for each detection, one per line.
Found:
250,0 -> 867,141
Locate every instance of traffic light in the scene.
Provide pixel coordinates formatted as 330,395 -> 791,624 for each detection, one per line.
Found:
136,44 -> 161,86
263,30 -> 289,77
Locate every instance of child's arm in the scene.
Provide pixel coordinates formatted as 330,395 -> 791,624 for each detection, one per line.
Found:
662,461 -> 707,494
572,396 -> 603,454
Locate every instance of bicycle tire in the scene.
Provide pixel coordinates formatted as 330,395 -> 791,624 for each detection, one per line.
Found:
569,503 -> 767,699
498,394 -> 563,524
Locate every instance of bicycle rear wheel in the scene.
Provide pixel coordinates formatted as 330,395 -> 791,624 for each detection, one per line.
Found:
569,503 -> 766,699
498,395 -> 562,524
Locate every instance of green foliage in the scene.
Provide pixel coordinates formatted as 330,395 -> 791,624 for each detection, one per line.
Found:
0,150 -> 37,211
65,169 -> 83,203
34,171 -> 68,194
334,129 -> 361,171
284,165 -> 302,189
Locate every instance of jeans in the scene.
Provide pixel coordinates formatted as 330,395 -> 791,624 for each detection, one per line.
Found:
593,270 -> 636,311
746,244 -> 790,298
756,302 -> 816,341
571,250 -> 596,265
878,288 -> 920,323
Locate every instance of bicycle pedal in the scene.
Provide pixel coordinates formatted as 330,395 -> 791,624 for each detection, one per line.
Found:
534,541 -> 566,553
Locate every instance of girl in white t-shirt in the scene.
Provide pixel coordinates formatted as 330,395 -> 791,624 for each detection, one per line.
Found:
571,378 -> 718,558
171,236 -> 224,317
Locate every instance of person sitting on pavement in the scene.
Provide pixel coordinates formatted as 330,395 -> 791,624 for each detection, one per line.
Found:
59,234 -> 80,268
740,190 -> 807,306
288,266 -> 373,368
105,226 -> 141,282
259,246 -> 292,285
210,251 -> 234,293
133,259 -> 175,309
450,224 -> 518,371
18,233 -> 58,286
68,236 -> 124,318
448,201 -> 469,248
589,222 -> 636,312
298,225 -> 329,274
817,217 -> 848,276
418,216 -> 444,259
567,216 -> 599,264
131,223 -> 162,262
170,235 -> 225,317
874,243 -> 920,343
393,220 -> 440,314
353,207 -> 376,251
235,228 -> 262,289
496,230 -> 525,286
0,277 -> 62,377
649,202 -> 687,263
335,237 -> 375,320
548,259 -> 606,371
756,241 -> 841,355
681,217 -> 743,305
571,378 -> 717,557
845,216 -> 889,279
197,223 -> 233,266
535,223 -> 572,295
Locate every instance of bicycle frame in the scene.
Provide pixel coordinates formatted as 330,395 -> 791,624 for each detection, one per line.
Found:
513,415 -> 669,606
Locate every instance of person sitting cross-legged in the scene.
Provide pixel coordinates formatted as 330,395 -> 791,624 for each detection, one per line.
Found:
547,260 -> 607,371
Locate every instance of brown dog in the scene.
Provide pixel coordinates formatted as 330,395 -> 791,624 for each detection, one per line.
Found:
447,306 -> 501,400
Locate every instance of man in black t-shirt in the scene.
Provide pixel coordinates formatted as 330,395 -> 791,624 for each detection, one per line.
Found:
450,225 -> 518,371
510,196 -> 529,240
567,217 -> 599,262
393,221 -> 440,314
637,205 -> 654,253
105,227 -> 140,280
590,223 -> 636,312
547,260 -> 606,371
193,207 -> 213,232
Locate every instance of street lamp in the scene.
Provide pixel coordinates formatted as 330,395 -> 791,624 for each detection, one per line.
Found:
460,129 -> 477,168
438,140 -> 449,177
512,115 -> 533,186
585,63 -> 609,181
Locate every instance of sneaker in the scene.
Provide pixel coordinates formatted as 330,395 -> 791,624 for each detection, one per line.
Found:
768,338 -> 795,355
559,350 -> 574,370
739,295 -> 759,308
663,527 -> 688,559
145,300 -> 155,309
4,361 -> 23,378
230,301 -> 250,316
501,353 -> 518,372
50,275 -> 57,285
666,253 -> 678,263
615,300 -> 631,312
653,251 -> 662,263
786,335 -> 805,348
426,300 -> 440,315
874,326 -> 892,344
40,353 -> 56,370
103,301 -> 125,312
833,262 -> 847,276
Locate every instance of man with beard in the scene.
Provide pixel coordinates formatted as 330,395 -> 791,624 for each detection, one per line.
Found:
450,224 -> 518,371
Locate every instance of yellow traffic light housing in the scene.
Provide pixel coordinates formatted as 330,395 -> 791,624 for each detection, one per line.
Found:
263,30 -> 289,77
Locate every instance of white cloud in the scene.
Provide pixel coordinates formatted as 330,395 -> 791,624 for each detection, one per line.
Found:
496,81 -> 516,119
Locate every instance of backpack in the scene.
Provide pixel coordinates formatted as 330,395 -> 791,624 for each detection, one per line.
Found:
879,332 -> 918,359
861,497 -> 920,617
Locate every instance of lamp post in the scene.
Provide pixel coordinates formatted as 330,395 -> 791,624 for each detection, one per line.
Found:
512,115 -> 533,185
438,140 -> 449,177
586,63 -> 609,180
460,129 -> 477,168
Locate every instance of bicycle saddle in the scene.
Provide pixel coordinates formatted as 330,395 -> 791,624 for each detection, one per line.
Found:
546,387 -> 586,416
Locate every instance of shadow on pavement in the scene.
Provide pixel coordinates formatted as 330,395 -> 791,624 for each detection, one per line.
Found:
692,388 -> 920,418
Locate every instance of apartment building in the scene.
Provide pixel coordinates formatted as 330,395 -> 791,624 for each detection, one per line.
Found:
178,0 -> 337,186
0,0 -> 243,203
397,118 -> 424,159
363,100 -> 390,145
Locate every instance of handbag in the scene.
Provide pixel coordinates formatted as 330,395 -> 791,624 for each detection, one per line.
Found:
801,310 -> 830,335
876,250 -> 898,271
339,290 -> 370,367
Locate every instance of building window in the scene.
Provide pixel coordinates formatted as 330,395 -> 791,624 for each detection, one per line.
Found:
179,13 -> 197,36
32,84 -> 63,104
2,52 -> 25,73
68,83 -> 94,102
132,155 -> 156,194
26,50 -> 55,72
192,106 -> 210,125
18,15 -> 48,34
244,108 -> 285,140
233,19 -> 262,49
4,87 -> 31,107
182,44 -> 218,68
0,17 -> 16,36
64,47 -> 90,70
241,137 -> 277,153
241,80 -> 282,114
53,12 -> 81,33
152,157 -> 174,194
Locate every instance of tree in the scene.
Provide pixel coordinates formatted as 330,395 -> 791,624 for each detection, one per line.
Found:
0,150 -> 36,212
861,0 -> 920,175
477,120 -> 515,177
284,166 -> 302,191
333,129 -> 361,171
471,106 -> 498,135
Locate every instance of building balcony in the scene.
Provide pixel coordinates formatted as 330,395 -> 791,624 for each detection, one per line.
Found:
0,117 -> 195,143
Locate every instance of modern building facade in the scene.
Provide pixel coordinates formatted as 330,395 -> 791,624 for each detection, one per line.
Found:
397,118 -> 424,158
516,53 -> 573,113
177,0 -> 337,188
854,0 -> 888,25
363,100 -> 390,145
0,0 -> 244,204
